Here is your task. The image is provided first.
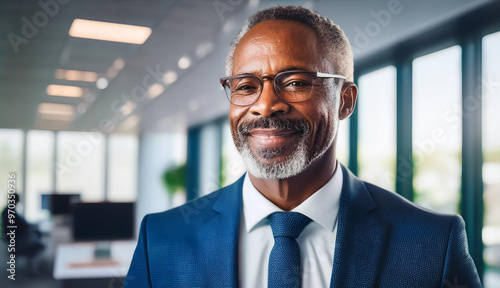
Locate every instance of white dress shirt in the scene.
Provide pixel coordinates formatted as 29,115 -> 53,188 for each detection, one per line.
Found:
238,162 -> 343,288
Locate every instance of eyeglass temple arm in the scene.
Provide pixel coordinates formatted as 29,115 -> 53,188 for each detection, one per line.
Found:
316,72 -> 347,80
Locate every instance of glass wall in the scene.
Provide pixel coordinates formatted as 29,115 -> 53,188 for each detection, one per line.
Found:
412,46 -> 462,213
108,134 -> 138,202
198,122 -> 222,196
56,131 -> 105,201
221,120 -> 246,187
25,130 -> 54,222
336,120 -> 349,167
0,129 -> 24,211
137,130 -> 186,223
358,66 -> 397,191
0,129 -> 142,221
482,31 -> 500,288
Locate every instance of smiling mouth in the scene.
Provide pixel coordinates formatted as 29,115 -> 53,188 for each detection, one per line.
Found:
248,128 -> 302,148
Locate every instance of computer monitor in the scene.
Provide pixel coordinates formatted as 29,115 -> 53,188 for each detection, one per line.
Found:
72,202 -> 135,242
41,194 -> 81,215
41,194 -> 52,210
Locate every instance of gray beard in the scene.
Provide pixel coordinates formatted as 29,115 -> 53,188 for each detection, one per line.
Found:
239,135 -> 310,179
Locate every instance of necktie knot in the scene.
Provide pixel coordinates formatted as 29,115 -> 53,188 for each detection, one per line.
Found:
267,212 -> 312,239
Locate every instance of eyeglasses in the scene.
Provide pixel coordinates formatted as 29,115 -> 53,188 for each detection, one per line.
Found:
219,70 -> 346,107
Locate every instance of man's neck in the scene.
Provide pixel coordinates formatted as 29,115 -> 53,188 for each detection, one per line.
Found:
248,145 -> 337,211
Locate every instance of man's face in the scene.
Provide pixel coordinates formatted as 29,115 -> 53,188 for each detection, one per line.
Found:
229,20 -> 343,179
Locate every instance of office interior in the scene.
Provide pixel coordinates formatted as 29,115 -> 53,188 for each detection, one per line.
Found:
0,0 -> 499,287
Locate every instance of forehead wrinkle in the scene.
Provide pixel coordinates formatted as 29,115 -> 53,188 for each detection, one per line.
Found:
233,38 -> 274,75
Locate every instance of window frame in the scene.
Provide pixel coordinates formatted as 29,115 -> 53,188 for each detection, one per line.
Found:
351,1 -> 500,281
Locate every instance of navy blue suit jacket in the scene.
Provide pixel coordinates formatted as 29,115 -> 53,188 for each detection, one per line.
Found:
125,165 -> 481,287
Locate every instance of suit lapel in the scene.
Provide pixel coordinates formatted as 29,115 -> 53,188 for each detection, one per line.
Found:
330,165 -> 389,287
198,175 -> 244,287
195,167 -> 388,287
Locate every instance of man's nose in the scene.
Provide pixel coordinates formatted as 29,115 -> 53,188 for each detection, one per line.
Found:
249,81 -> 290,117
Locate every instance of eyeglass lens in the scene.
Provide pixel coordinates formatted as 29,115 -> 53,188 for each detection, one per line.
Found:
224,72 -> 317,106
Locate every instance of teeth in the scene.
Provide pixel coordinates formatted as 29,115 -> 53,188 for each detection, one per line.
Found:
255,134 -> 280,139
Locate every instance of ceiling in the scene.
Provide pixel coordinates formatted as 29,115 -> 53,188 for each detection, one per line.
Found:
0,0 -> 495,134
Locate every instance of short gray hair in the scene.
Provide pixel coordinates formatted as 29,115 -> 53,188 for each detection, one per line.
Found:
225,5 -> 354,81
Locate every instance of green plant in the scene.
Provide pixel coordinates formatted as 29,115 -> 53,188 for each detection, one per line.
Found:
162,163 -> 186,197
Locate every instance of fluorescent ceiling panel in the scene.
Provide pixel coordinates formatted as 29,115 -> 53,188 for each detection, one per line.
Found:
69,19 -> 152,44
46,84 -> 84,97
38,103 -> 75,121
55,69 -> 99,82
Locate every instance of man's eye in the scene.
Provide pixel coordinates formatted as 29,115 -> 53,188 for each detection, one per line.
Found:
283,81 -> 312,88
289,81 -> 309,86
235,85 -> 257,91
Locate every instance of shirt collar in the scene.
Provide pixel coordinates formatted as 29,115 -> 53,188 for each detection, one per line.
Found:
242,161 -> 343,233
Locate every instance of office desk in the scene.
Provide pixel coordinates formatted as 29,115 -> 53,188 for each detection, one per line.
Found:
53,240 -> 136,288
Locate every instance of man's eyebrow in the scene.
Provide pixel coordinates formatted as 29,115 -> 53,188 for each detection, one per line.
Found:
235,66 -> 311,75
280,66 -> 310,72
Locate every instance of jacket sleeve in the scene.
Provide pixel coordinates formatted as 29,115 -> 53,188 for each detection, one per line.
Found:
441,215 -> 482,288
124,215 -> 152,288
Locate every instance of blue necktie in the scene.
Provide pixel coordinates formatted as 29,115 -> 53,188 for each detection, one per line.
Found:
267,212 -> 312,288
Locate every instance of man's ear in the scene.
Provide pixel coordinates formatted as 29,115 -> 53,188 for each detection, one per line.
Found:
339,82 -> 358,120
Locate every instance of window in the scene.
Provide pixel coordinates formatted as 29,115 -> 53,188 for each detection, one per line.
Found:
25,130 -> 54,222
108,134 -> 138,202
336,120 -> 349,167
221,120 -> 246,187
56,131 -> 105,201
139,131 -> 186,213
198,122 -> 221,196
412,46 -> 462,213
0,129 -> 24,211
358,66 -> 397,191
482,31 -> 500,288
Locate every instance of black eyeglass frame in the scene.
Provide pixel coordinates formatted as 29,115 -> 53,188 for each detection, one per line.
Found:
219,70 -> 347,107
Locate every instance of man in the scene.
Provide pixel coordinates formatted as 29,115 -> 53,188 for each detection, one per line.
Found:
126,5 -> 481,287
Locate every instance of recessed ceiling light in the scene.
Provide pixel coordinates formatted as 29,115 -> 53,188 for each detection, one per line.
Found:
85,93 -> 96,103
96,78 -> 109,89
113,58 -> 125,70
196,41 -> 214,58
107,59 -> 125,79
120,115 -> 140,131
223,20 -> 236,34
163,71 -> 177,85
178,56 -> 191,69
148,83 -> 164,99
46,84 -> 83,97
302,1 -> 314,10
55,69 -> 99,82
69,19 -> 152,44
248,0 -> 260,8
107,67 -> 118,79
38,103 -> 75,121
77,103 -> 87,114
120,101 -> 137,116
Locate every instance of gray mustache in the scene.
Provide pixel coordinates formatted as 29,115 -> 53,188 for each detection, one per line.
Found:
237,117 -> 310,135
